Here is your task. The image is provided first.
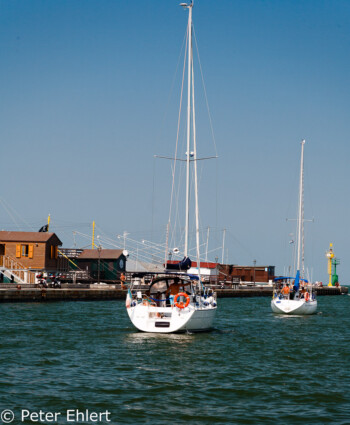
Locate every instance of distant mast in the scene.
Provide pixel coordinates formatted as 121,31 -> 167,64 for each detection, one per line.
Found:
296,139 -> 305,278
92,221 -> 96,249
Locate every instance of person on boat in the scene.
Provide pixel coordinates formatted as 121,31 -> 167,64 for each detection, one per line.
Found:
164,287 -> 172,307
281,284 -> 290,297
155,291 -> 161,306
300,286 -> 306,298
289,288 -> 295,300
207,289 -> 214,305
155,290 -> 166,307
169,279 -> 182,295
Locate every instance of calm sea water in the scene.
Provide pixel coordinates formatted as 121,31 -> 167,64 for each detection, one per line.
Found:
0,296 -> 349,425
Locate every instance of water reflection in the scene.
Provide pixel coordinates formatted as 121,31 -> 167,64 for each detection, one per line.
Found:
125,331 -> 195,345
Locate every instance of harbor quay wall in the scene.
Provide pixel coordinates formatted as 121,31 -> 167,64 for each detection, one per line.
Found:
0,285 -> 347,302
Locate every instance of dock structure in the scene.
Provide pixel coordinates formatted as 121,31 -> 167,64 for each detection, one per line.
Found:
0,284 -> 347,302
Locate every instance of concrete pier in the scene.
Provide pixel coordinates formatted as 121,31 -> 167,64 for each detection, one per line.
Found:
0,284 -> 347,302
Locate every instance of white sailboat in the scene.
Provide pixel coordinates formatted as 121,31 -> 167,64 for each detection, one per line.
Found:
271,140 -> 317,315
126,1 -> 217,333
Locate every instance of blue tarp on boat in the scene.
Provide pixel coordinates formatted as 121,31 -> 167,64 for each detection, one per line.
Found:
166,256 -> 192,271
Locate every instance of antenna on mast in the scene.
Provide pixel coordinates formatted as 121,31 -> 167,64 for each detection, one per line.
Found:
180,1 -> 193,8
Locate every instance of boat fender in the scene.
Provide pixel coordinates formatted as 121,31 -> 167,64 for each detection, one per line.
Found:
305,292 -> 310,302
212,302 -> 217,307
174,292 -> 190,309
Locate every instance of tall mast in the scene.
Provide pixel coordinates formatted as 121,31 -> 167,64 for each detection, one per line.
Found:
205,227 -> 210,262
296,139 -> 305,275
192,46 -> 201,281
222,228 -> 226,264
184,1 -> 192,257
92,220 -> 95,249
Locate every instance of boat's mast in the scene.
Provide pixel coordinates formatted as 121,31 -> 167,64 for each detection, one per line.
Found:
221,228 -> 226,264
191,48 -> 201,281
205,227 -> 210,262
184,1 -> 192,258
301,147 -> 305,279
296,139 -> 305,275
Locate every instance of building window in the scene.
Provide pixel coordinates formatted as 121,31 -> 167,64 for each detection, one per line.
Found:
22,245 -> 29,257
18,244 -> 34,258
50,245 -> 58,259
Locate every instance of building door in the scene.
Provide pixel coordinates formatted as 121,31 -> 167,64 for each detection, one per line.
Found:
0,244 -> 5,266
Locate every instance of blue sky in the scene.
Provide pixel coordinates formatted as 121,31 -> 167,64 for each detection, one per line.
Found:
0,0 -> 349,282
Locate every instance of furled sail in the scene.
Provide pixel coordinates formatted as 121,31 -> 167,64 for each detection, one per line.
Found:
166,256 -> 192,271
293,270 -> 300,292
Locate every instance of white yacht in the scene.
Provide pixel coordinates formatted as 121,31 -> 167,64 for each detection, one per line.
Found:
126,1 -> 217,332
271,140 -> 317,315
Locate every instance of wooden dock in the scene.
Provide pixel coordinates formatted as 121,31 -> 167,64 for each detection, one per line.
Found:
0,284 -> 347,302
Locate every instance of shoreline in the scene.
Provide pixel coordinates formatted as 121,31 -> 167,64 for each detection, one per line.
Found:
0,285 -> 347,303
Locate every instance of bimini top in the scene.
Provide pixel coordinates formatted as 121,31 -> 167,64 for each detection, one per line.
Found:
274,276 -> 309,283
152,273 -> 199,283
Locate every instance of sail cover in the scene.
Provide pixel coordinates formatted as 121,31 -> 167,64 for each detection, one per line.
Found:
293,270 -> 300,292
166,256 -> 192,271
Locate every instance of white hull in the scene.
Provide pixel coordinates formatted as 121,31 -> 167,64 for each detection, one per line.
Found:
127,303 -> 216,333
271,298 -> 317,315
